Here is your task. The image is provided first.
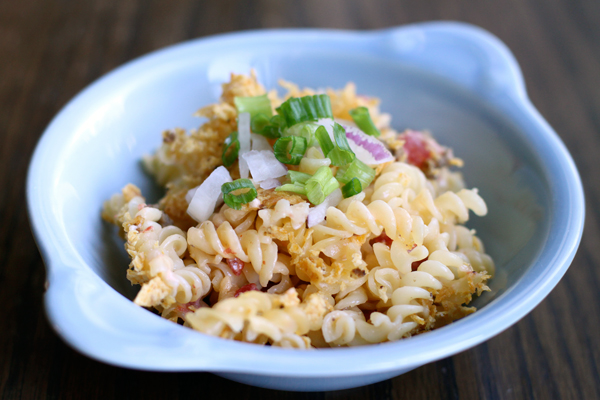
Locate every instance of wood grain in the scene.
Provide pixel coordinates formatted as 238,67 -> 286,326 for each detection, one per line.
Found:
1,0 -> 599,398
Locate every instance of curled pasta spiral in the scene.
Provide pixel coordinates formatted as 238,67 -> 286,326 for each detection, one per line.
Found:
321,309 -> 366,346
320,199 -> 427,246
211,203 -> 258,234
185,288 -> 331,345
299,146 -> 330,175
373,241 -> 429,275
258,199 -> 310,231
368,162 -> 487,226
187,221 -> 280,287
360,286 -> 433,342
119,195 -> 211,308
366,267 -> 401,303
334,287 -> 369,310
322,284 -> 435,345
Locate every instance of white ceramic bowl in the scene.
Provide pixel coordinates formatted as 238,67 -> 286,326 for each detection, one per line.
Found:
27,22 -> 584,391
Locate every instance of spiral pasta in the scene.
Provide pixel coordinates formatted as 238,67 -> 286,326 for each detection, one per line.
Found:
185,288 -> 331,346
109,192 -> 213,309
299,147 -> 331,175
187,221 -> 280,287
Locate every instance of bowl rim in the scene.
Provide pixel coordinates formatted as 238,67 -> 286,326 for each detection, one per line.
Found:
27,21 -> 585,377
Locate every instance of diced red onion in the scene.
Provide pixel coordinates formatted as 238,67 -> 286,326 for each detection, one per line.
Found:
307,188 -> 343,227
238,112 -> 251,179
342,124 -> 394,165
187,166 -> 232,223
241,150 -> 287,182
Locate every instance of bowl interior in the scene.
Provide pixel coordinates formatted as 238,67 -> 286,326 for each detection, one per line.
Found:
53,47 -> 550,309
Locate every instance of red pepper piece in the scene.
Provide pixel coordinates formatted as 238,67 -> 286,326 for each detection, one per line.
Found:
234,283 -> 259,297
226,257 -> 245,276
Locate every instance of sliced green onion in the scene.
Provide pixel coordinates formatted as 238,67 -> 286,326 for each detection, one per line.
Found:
314,123 -> 355,167
251,114 -> 281,139
251,113 -> 270,132
276,95 -> 333,128
349,106 -> 380,137
328,148 -> 355,167
284,121 -> 320,146
327,123 -> 355,166
275,171 -> 311,195
270,114 -> 284,127
234,94 -> 273,119
275,183 -> 307,195
305,166 -> 339,205
273,136 -> 307,165
315,126 -> 334,156
336,158 -> 376,189
333,123 -> 354,154
222,179 -> 257,210
222,131 -> 240,167
288,170 -> 312,184
342,177 -> 362,198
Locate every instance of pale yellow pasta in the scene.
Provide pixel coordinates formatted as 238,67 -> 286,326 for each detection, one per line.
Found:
299,147 -> 331,175
322,309 -> 363,345
258,199 -> 310,231
334,287 -> 369,310
211,203 -> 258,234
373,242 -> 428,275
112,194 -> 212,308
186,288 -> 330,346
366,267 -> 401,303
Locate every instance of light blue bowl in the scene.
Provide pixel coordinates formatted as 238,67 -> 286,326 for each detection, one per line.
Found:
27,22 -> 584,391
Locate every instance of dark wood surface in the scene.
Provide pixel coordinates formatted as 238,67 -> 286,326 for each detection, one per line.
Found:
2,1 -> 599,398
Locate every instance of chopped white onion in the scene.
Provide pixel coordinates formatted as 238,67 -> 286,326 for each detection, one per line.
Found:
259,178 -> 281,190
238,112 -> 251,179
251,133 -> 272,151
186,166 -> 232,223
316,118 -> 336,136
241,150 -> 287,182
185,187 -> 197,204
307,188 -> 343,228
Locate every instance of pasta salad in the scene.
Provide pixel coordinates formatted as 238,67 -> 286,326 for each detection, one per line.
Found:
102,72 -> 494,348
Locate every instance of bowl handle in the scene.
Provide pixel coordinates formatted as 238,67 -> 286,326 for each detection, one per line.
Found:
375,22 -> 527,101
43,264 -> 223,370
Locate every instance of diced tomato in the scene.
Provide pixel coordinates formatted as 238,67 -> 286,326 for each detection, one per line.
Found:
402,130 -> 431,168
175,298 -> 204,314
234,283 -> 259,297
226,257 -> 245,276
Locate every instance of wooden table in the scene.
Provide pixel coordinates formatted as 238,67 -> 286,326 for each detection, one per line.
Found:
2,1 -> 599,398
